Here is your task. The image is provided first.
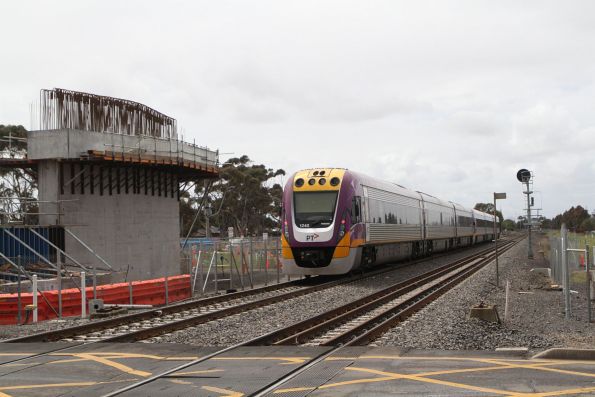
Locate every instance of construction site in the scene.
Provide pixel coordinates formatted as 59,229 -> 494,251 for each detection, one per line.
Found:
0,88 -> 220,323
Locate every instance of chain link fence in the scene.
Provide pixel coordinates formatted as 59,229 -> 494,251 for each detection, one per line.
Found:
546,225 -> 594,322
181,236 -> 291,295
548,232 -> 592,285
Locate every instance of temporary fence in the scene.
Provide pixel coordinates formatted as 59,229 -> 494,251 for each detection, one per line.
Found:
0,274 -> 190,325
0,236 -> 290,325
547,224 -> 594,322
181,236 -> 287,295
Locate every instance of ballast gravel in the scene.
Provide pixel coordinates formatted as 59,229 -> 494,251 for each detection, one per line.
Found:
156,244 -> 504,346
0,243 -> 492,342
377,234 -> 595,352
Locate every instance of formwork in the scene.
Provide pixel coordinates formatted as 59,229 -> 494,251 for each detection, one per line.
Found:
0,88 -> 219,282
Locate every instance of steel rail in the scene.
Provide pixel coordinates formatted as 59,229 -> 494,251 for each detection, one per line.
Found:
4,248 -> 445,343
340,239 -> 519,346
247,239 -> 517,347
98,238 -> 520,396
98,242 -> 504,343
4,240 -> 504,344
2,278 -> 321,343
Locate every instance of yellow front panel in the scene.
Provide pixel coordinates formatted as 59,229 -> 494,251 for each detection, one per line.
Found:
281,235 -> 294,259
292,168 -> 346,192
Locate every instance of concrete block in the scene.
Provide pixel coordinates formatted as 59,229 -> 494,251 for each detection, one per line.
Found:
88,299 -> 104,315
469,303 -> 500,323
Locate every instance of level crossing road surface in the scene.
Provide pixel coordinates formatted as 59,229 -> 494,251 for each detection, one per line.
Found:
0,343 -> 594,396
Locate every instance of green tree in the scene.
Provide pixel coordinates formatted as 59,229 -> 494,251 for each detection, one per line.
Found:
182,155 -> 285,237
548,205 -> 590,231
0,125 -> 37,224
579,216 -> 595,232
501,219 -> 516,231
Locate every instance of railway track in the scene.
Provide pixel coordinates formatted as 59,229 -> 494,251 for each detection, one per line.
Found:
101,236 -> 523,397
248,238 -> 519,347
3,279 -> 329,343
4,244 -> 468,344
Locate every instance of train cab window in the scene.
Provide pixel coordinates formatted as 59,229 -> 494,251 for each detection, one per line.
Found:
294,191 -> 338,228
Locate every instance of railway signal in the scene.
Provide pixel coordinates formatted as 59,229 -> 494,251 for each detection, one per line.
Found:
517,169 -> 534,259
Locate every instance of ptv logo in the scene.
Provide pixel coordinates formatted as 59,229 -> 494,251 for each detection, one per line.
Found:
306,233 -> 319,241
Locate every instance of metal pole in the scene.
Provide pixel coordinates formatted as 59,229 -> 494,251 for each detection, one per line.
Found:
214,249 -> 219,294
493,194 -> 499,287
129,281 -> 133,305
229,240 -> 233,290
586,244 -> 591,323
504,280 -> 510,321
81,271 -> 86,318
57,259 -> 62,319
165,275 -> 169,305
17,256 -> 22,324
192,249 -> 202,296
249,236 -> 254,288
525,181 -> 533,259
239,240 -> 244,289
199,247 -> 204,296
32,274 -> 38,323
93,266 -> 97,300
264,238 -> 268,286
561,224 -> 570,319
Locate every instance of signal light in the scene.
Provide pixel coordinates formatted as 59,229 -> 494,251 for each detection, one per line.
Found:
338,221 -> 346,238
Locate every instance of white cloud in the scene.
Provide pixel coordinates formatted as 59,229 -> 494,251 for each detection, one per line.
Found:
1,0 -> 594,219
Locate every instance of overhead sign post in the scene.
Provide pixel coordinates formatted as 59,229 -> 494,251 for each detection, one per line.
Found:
494,192 -> 507,288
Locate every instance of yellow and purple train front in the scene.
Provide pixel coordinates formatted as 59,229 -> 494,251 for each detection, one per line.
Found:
281,168 -> 365,275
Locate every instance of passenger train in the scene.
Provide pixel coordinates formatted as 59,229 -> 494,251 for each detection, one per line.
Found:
281,168 -> 497,275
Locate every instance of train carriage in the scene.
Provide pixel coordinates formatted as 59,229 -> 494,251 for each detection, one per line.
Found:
281,168 -> 496,276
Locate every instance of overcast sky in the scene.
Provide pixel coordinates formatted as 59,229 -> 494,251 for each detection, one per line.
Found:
1,1 -> 594,219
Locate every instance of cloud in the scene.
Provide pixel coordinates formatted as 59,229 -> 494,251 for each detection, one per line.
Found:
1,0 -> 594,219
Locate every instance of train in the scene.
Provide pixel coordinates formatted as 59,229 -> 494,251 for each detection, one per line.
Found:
280,168 -> 497,275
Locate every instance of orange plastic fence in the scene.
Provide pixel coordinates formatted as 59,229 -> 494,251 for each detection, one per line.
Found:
0,275 -> 191,325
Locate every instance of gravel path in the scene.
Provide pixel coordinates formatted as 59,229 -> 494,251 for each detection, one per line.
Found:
154,243 -> 499,345
377,234 -> 595,352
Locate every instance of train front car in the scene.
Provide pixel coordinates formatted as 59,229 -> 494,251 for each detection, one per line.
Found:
281,169 -> 363,275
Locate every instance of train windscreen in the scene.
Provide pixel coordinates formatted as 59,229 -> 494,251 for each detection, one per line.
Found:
293,192 -> 338,228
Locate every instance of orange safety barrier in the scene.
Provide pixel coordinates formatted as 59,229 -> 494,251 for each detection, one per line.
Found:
0,275 -> 191,325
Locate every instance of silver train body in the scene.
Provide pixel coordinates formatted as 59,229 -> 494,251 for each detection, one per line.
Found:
281,168 -> 496,275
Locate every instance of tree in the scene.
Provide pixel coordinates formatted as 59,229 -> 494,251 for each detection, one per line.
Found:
547,205 -> 590,231
474,203 -> 503,224
580,216 -> 595,232
501,219 -> 516,231
0,125 -> 38,224
182,155 -> 285,237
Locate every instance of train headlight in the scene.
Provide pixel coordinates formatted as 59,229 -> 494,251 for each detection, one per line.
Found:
338,219 -> 346,239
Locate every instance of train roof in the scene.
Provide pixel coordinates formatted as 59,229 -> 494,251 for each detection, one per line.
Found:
417,191 -> 453,208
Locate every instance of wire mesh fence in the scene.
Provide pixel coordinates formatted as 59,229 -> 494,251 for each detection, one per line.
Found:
548,232 -> 592,285
546,225 -> 593,322
180,236 -> 290,295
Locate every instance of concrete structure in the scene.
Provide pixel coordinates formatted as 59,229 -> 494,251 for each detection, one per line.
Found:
1,89 -> 219,281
